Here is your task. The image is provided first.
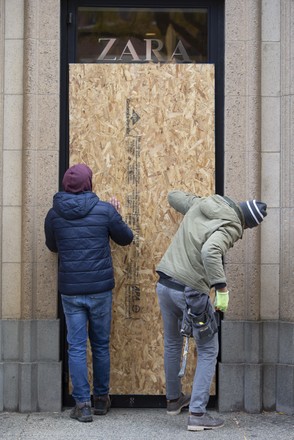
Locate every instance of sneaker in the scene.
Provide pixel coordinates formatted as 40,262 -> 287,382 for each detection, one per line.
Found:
166,393 -> 190,415
94,394 -> 111,415
70,404 -> 93,422
187,413 -> 224,431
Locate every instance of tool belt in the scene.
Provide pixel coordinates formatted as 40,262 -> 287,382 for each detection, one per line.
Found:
180,291 -> 218,342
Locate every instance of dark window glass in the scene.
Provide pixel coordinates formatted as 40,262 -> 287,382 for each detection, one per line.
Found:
77,8 -> 208,63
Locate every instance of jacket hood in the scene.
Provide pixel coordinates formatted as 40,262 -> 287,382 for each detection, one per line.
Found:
53,191 -> 99,220
199,195 -> 242,223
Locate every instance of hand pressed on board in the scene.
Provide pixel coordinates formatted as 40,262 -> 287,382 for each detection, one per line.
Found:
109,196 -> 121,213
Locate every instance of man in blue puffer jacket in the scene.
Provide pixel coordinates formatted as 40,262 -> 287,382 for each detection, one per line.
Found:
45,163 -> 133,422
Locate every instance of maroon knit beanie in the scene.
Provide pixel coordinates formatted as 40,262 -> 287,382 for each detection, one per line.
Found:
62,164 -> 93,193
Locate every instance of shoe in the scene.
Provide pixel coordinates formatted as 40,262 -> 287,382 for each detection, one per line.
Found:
70,404 -> 93,422
187,413 -> 224,431
166,393 -> 190,415
94,395 -> 111,415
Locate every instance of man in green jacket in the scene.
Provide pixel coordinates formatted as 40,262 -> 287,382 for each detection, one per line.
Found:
156,191 -> 267,431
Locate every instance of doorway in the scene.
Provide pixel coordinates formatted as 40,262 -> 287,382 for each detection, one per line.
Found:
60,0 -> 224,408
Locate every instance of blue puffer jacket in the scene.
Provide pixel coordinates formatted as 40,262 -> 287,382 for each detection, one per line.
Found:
44,191 -> 133,295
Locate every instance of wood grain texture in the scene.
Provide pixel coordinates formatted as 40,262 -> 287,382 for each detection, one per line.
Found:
69,63 -> 215,395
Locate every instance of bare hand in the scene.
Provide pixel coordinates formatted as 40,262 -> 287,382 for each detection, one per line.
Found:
109,196 -> 121,212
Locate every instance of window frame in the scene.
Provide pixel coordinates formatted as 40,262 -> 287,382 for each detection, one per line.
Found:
61,0 -> 224,194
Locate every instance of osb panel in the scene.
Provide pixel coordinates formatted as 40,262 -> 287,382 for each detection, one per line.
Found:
69,63 -> 215,395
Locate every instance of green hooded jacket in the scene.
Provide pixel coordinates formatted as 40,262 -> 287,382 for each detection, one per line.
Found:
156,191 -> 244,294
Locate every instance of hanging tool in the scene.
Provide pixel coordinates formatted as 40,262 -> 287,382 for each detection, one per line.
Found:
178,336 -> 190,378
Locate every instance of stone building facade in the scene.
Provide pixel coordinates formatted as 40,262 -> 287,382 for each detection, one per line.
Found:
0,0 -> 293,414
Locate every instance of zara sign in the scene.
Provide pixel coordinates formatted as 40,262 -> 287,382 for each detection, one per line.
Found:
97,38 -> 192,62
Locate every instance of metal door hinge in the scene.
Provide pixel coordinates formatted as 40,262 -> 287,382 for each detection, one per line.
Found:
67,12 -> 73,24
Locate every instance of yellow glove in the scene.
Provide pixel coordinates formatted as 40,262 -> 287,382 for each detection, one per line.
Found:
214,290 -> 229,312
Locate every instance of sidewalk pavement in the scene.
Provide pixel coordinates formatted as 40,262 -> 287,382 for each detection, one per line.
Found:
1,408 -> 293,440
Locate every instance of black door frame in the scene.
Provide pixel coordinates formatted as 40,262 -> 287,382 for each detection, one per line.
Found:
60,0 -> 224,408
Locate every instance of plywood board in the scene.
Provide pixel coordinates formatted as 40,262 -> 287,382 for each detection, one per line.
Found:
69,63 -> 215,395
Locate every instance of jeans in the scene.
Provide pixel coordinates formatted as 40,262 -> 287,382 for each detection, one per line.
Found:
156,282 -> 219,414
61,291 -> 112,404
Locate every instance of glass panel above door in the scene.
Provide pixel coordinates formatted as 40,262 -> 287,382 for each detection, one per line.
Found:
77,8 -> 208,63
